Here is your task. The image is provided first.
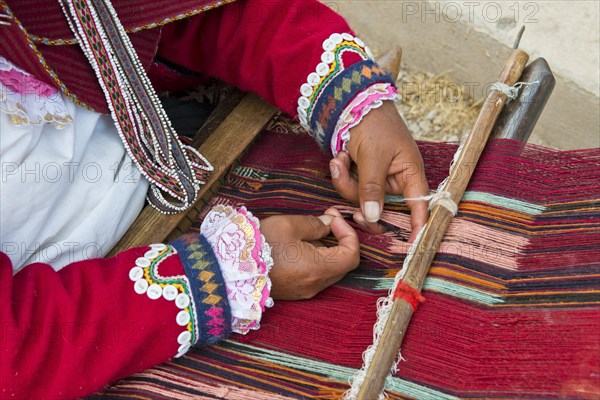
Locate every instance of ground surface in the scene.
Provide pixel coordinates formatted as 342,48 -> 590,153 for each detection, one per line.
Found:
396,67 -> 553,147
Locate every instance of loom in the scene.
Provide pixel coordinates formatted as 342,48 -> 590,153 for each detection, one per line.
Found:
94,41 -> 600,399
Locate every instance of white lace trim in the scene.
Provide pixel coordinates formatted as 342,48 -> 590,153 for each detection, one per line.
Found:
201,205 -> 274,334
0,56 -> 72,128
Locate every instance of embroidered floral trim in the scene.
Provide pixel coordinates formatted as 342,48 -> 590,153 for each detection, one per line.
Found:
297,32 -> 372,131
0,56 -> 73,128
296,32 -> 395,152
201,205 -> 274,335
331,83 -> 399,155
129,244 -> 198,358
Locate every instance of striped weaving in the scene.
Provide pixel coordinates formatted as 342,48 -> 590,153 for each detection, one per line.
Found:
90,118 -> 600,399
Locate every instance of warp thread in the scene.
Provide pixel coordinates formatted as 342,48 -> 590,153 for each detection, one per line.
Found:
345,121 -> 470,399
491,81 -> 539,103
343,224 -> 427,400
404,191 -> 458,216
393,280 -> 425,311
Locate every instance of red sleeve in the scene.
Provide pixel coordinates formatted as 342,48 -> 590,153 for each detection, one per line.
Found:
157,0 -> 395,151
0,240 -> 231,399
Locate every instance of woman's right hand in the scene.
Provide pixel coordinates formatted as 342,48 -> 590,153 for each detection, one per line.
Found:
260,207 -> 360,300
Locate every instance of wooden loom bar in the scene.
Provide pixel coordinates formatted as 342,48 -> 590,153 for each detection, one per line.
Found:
108,48 -> 403,256
491,57 -> 556,142
356,48 -> 530,399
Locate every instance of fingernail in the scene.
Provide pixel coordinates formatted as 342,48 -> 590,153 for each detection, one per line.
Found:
364,201 -> 381,223
338,152 -> 347,162
318,215 -> 334,226
330,163 -> 340,179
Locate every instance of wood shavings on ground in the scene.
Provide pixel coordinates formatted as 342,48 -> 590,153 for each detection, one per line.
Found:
395,69 -> 481,143
395,68 -> 554,148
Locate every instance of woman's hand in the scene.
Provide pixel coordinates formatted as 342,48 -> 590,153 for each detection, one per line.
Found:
329,101 -> 429,241
260,208 -> 359,300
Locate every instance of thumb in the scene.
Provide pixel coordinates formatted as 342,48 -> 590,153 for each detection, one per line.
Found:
315,213 -> 360,274
357,152 -> 390,223
287,215 -> 332,242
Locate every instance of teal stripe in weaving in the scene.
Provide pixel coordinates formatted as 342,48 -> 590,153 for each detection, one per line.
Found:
362,276 -> 504,305
225,341 -> 459,400
385,191 -> 546,215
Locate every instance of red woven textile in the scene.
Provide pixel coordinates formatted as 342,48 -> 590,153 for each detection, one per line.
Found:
91,120 -> 600,399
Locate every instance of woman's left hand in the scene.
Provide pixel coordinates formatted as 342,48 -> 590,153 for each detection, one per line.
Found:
329,101 -> 430,241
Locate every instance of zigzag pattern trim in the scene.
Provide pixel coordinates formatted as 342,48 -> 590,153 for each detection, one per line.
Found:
170,234 -> 231,343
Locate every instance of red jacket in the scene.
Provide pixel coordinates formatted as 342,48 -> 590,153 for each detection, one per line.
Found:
0,0 -> 395,398
1,235 -> 231,399
0,0 -> 394,150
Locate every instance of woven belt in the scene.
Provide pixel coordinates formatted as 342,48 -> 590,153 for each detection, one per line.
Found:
60,0 -> 213,213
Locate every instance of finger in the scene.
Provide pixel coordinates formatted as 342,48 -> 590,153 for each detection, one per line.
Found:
324,207 -> 343,218
402,176 -> 430,242
338,151 -> 352,169
330,152 -> 359,202
353,211 -> 388,235
285,215 -> 332,242
316,215 -> 360,276
356,148 -> 392,223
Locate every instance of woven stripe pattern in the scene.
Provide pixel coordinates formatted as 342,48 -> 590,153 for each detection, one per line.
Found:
90,119 -> 600,399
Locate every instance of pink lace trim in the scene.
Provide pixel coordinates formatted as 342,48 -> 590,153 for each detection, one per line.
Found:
0,68 -> 56,97
0,56 -> 72,127
200,205 -> 273,335
330,83 -> 399,156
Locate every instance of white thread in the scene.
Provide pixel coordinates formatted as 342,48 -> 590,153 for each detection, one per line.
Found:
429,192 -> 458,215
403,191 -> 458,216
491,81 -> 539,103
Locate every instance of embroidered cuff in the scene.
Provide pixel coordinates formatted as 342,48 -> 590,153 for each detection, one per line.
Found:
170,234 -> 232,345
0,56 -> 72,128
296,33 -> 395,152
127,244 -> 202,358
200,205 -> 274,335
330,83 -> 399,156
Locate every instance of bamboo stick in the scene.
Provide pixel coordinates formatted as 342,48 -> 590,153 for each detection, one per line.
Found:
377,46 -> 403,81
355,48 -> 530,399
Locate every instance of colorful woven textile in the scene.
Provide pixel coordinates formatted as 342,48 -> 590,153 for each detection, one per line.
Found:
90,118 -> 600,399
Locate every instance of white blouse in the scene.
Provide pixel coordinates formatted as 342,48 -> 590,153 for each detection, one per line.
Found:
0,56 -> 149,272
